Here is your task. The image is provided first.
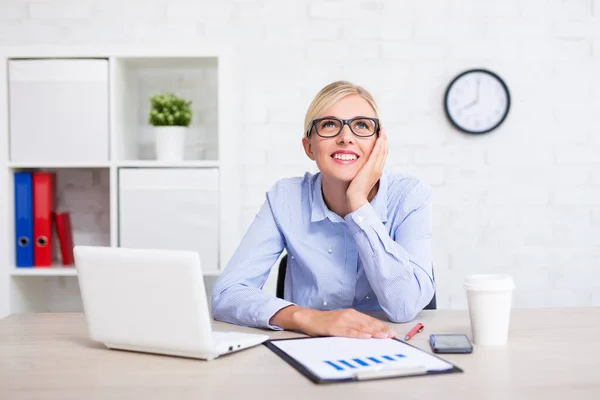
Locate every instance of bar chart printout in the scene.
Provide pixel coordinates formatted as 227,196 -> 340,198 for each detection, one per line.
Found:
269,337 -> 455,381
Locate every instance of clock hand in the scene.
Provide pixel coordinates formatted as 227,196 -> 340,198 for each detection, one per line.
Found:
460,78 -> 482,111
461,99 -> 477,110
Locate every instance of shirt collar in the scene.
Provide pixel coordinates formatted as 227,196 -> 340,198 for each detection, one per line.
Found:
310,173 -> 329,222
310,171 -> 389,223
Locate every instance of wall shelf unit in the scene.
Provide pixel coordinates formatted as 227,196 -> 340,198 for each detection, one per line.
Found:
11,268 -> 78,277
0,45 -> 239,317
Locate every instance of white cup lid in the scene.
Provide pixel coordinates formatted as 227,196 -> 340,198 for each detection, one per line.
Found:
463,274 -> 515,292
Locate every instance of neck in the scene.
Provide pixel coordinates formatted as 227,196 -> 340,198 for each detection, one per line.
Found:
321,175 -> 379,218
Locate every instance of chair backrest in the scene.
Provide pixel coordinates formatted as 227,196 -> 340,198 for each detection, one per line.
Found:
276,254 -> 437,310
276,254 -> 288,299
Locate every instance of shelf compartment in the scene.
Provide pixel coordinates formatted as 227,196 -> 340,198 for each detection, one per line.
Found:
111,56 -> 219,163
118,168 -> 220,275
9,168 -> 111,268
8,58 -> 110,165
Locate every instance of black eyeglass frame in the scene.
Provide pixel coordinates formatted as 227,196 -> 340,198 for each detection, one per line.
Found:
307,117 -> 380,138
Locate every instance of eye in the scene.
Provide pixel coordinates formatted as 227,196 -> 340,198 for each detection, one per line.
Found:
352,119 -> 375,132
317,119 -> 340,130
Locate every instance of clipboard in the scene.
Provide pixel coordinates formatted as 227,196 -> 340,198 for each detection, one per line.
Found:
264,336 -> 463,384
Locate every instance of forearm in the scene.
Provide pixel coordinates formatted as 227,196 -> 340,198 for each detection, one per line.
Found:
268,305 -> 310,331
356,239 -> 434,322
270,306 -> 397,339
344,204 -> 434,322
212,285 -> 295,330
211,196 -> 290,329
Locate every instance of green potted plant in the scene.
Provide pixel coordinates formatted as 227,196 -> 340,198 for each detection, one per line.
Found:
148,92 -> 193,161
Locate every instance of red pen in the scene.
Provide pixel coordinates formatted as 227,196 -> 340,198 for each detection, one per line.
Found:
404,322 -> 424,341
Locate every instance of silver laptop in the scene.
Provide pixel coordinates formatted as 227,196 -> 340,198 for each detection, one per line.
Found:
73,245 -> 269,361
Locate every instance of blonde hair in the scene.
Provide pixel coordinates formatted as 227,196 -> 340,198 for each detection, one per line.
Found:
304,80 -> 381,138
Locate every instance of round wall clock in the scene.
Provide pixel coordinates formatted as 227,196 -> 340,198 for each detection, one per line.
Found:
444,68 -> 510,134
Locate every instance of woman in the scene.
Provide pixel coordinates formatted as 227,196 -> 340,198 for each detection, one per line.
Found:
211,81 -> 434,339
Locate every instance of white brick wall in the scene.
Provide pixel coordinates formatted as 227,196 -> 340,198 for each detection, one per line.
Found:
3,0 -> 600,310
28,1 -> 92,20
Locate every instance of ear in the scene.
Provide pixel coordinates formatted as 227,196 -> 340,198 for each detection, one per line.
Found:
302,137 -> 315,161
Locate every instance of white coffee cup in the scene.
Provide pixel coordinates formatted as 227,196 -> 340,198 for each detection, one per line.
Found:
464,274 -> 515,346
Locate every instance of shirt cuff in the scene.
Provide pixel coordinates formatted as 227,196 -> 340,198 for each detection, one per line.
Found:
344,202 -> 380,235
257,297 -> 296,331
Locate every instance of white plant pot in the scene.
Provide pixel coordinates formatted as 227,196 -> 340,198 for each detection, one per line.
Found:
154,126 -> 186,161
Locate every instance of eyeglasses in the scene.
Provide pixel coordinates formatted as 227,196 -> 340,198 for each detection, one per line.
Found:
307,117 -> 380,138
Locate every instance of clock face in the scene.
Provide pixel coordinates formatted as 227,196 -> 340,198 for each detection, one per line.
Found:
444,69 -> 510,134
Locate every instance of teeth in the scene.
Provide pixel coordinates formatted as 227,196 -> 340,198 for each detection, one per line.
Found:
333,153 -> 357,161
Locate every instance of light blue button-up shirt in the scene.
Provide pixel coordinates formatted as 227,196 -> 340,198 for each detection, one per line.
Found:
211,170 -> 435,330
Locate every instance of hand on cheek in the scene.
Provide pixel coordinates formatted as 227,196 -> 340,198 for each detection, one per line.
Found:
346,127 -> 388,212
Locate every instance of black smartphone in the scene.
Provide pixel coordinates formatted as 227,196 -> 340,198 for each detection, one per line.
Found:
429,334 -> 473,354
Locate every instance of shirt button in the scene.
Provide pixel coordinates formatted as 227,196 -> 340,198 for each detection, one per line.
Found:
323,301 -> 328,306
291,255 -> 294,259
366,296 -> 370,300
357,215 -> 364,222
328,248 -> 333,254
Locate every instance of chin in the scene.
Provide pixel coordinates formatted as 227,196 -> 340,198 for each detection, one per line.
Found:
334,172 -> 357,183
319,166 -> 358,184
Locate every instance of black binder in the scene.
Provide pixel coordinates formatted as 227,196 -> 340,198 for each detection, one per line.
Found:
264,336 -> 464,384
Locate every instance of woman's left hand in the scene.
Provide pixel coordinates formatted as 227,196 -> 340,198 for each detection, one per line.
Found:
346,126 -> 388,212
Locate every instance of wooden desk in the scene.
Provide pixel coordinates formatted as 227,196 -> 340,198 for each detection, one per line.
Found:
1,308 -> 599,400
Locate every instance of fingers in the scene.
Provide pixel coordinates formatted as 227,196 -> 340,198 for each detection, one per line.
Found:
375,126 -> 388,172
362,126 -> 386,171
366,138 -> 380,167
346,310 -> 397,339
365,318 -> 397,339
363,132 -> 383,174
339,328 -> 372,339
319,310 -> 399,339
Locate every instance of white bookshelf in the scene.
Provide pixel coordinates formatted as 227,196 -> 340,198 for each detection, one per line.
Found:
8,162 -> 112,169
0,45 -> 239,317
10,267 -> 77,277
115,160 -> 220,168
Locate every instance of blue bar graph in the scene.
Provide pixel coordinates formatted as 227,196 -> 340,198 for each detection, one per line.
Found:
352,358 -> 368,366
324,361 -> 344,371
324,354 -> 406,371
338,360 -> 356,369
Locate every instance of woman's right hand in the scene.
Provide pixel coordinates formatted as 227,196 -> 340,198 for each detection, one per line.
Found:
282,306 -> 397,339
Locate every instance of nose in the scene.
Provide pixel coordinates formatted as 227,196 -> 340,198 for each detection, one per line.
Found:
336,123 -> 354,144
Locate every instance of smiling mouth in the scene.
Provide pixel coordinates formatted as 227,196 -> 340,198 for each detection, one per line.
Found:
331,153 -> 359,163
